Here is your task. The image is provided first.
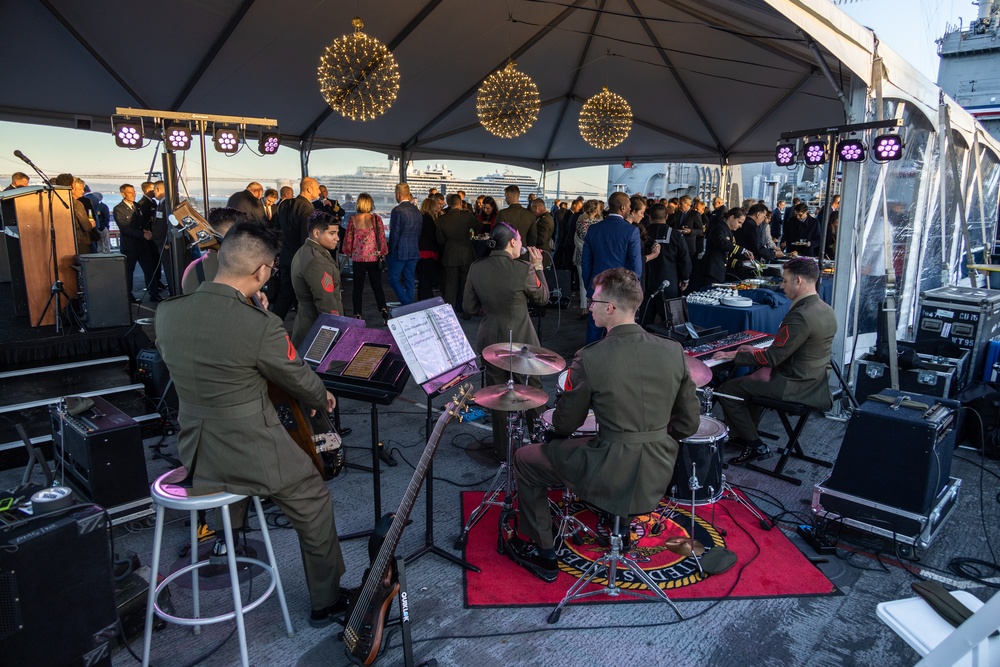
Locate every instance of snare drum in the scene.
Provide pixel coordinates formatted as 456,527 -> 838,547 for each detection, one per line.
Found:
539,408 -> 597,438
667,416 -> 728,505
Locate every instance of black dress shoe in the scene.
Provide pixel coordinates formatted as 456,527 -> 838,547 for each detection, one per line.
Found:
309,586 -> 358,628
729,444 -> 773,466
503,536 -> 557,583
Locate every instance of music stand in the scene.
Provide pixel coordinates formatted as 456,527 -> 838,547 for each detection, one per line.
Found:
387,297 -> 480,572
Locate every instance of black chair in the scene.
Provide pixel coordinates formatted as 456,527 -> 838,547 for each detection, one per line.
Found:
745,396 -> 833,485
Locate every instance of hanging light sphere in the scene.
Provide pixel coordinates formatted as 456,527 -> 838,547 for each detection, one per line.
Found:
318,17 -> 400,122
476,60 -> 540,139
579,87 -> 633,149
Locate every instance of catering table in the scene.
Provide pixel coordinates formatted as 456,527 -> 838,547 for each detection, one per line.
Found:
687,277 -> 833,335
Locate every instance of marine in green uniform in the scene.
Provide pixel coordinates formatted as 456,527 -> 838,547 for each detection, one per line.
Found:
509,268 -> 700,582
496,184 -> 538,247
155,222 -> 351,627
463,223 -> 549,459
714,257 -> 837,465
290,211 -> 343,347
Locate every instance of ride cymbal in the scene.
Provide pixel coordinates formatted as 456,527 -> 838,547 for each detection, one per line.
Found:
482,342 -> 566,377
473,384 -> 550,412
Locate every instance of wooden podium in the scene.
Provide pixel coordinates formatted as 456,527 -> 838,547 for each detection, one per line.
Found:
0,186 -> 78,327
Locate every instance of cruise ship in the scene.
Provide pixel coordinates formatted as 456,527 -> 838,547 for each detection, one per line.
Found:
310,159 -> 601,211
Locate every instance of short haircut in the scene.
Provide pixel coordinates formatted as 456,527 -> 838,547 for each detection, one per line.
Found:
447,193 -> 462,208
593,267 -> 642,312
504,184 -> 520,197
208,207 -> 250,235
141,181 -> 153,193
784,256 -> 820,283
72,177 -> 85,189
668,197 -> 679,206
608,191 -> 630,212
264,188 -> 278,199
433,192 -> 445,204
529,198 -> 546,211
300,177 -> 318,192
120,183 -> 134,194
280,186 -> 293,198
649,203 -> 668,221
154,180 -> 164,189
12,172 -> 28,183
217,221 -> 281,276
725,207 -> 746,220
52,173 -> 74,187
712,197 -> 724,207
582,199 -> 602,218
456,190 -> 465,198
679,195 -> 692,205
747,203 -> 768,217
488,222 -> 518,250
355,193 -> 374,214
792,197 -> 801,204
793,202 -> 810,215
308,210 -> 339,234
830,194 -> 841,204
396,182 -> 411,200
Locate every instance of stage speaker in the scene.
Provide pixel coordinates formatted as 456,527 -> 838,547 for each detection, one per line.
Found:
825,389 -> 959,514
0,504 -> 116,667
76,254 -> 131,328
136,346 -> 178,410
51,396 -> 149,508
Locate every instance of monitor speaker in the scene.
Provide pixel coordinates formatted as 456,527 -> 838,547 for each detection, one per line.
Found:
77,254 -> 131,328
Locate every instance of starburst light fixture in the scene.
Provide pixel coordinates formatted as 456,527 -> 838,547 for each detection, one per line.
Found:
318,17 -> 400,122
476,60 -> 541,139
579,87 -> 633,149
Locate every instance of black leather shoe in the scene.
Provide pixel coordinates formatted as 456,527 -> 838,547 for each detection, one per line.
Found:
503,536 -> 557,583
729,445 -> 773,466
309,587 -> 357,628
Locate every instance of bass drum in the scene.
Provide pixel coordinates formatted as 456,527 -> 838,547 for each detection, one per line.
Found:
667,416 -> 728,505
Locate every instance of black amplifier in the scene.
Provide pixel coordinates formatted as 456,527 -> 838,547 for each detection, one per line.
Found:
824,389 -> 959,515
0,504 -> 116,667
76,253 -> 131,329
51,396 -> 149,508
136,346 -> 177,410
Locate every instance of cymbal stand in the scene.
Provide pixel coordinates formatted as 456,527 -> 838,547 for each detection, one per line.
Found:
454,393 -> 524,549
652,461 -> 707,576
549,488 -> 602,550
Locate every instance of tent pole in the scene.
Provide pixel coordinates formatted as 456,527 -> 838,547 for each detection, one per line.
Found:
198,120 -> 210,217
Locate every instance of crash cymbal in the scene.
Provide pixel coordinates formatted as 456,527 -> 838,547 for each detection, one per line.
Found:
482,342 -> 566,377
473,384 -> 550,412
685,355 -> 713,388
664,536 -> 706,557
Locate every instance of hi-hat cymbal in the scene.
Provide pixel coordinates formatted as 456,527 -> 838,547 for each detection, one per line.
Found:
482,342 -> 566,377
473,384 -> 550,412
685,355 -> 713,388
664,536 -> 706,557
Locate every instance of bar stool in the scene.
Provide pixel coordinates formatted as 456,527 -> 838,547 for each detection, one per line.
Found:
141,468 -> 294,667
547,511 -> 683,624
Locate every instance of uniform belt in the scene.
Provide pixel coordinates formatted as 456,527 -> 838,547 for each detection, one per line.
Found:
179,396 -> 265,420
597,427 -> 668,443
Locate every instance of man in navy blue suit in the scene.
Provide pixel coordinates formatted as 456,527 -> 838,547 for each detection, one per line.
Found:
581,192 -> 642,343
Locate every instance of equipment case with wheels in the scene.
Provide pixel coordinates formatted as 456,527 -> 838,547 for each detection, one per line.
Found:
914,285 -> 1000,388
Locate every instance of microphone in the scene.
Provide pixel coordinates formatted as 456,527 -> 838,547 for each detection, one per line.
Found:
13,150 -> 28,163
652,279 -> 671,296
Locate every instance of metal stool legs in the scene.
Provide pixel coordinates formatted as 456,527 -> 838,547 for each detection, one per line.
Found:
547,516 -> 683,624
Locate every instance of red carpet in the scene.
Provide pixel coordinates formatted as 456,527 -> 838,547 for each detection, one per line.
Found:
461,490 -> 836,607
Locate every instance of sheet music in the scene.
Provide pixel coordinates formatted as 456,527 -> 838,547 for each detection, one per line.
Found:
388,303 -> 476,385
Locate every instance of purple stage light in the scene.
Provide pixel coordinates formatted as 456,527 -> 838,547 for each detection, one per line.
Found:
837,139 -> 865,163
775,143 -> 796,166
114,122 -> 143,148
213,127 -> 239,153
873,134 -> 903,161
259,132 -> 281,155
165,125 -> 191,151
803,141 -> 827,166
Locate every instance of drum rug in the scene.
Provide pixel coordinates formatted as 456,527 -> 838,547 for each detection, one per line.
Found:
461,489 -> 836,607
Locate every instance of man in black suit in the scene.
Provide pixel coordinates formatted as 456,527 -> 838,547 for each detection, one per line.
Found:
641,203 -> 691,325
690,207 -> 752,291
273,177 -> 321,319
735,203 -> 776,265
262,188 -> 279,225
314,185 -> 336,216
4,172 -> 28,191
114,183 -> 159,302
226,182 -> 267,225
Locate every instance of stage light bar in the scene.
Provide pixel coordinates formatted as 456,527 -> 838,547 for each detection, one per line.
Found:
872,133 -> 904,161
114,120 -> 143,148
775,143 -> 796,166
803,140 -> 827,166
258,131 -> 281,155
165,124 -> 192,151
213,126 -> 240,154
837,138 -> 866,163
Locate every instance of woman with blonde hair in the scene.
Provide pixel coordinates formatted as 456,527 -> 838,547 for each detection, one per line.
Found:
573,199 -> 603,315
341,193 -> 389,322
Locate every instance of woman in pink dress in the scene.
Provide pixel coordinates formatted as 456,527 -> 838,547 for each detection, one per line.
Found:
341,193 -> 389,322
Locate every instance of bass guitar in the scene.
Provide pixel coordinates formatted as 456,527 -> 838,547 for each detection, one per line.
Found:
343,384 -> 473,665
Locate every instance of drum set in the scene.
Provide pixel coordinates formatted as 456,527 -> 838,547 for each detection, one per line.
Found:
453,339 -> 769,569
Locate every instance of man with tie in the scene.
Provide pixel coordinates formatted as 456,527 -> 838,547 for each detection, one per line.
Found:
114,183 -> 158,303
263,188 -> 279,225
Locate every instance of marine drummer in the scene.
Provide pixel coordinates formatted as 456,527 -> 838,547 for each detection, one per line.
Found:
508,268 -> 701,582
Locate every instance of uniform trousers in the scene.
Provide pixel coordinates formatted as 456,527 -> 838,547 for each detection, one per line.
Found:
717,368 -> 777,442
513,440 -> 584,550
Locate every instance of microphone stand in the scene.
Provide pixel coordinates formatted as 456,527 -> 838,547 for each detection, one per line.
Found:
17,151 -> 71,333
